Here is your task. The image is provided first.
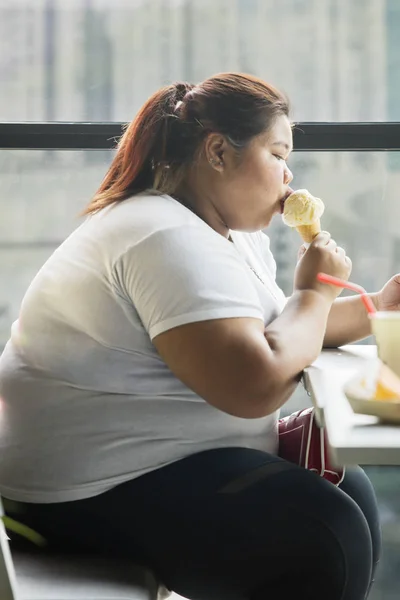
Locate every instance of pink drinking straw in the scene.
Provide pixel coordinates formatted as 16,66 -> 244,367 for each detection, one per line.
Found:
317,272 -> 377,315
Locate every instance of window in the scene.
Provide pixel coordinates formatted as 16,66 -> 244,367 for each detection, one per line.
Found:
0,0 -> 396,122
0,149 -> 112,346
1,2 -> 399,598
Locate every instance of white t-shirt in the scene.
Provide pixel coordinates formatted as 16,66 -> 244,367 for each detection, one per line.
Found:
0,192 -> 287,503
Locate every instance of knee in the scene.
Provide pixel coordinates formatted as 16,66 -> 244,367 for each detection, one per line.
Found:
286,471 -> 373,570
324,487 -> 371,549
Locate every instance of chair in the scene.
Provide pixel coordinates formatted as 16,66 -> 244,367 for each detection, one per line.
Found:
0,497 -> 164,600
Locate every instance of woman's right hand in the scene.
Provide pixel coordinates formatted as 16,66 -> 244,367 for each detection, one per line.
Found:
293,231 -> 352,303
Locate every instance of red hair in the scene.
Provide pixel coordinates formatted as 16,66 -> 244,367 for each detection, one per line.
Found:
83,73 -> 289,215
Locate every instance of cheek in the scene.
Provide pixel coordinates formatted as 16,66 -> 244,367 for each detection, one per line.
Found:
227,155 -> 280,195
269,158 -> 284,176
259,161 -> 282,188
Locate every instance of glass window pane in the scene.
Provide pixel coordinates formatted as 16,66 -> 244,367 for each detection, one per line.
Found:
1,148 -> 400,597
0,149 -> 113,346
0,0 -> 396,122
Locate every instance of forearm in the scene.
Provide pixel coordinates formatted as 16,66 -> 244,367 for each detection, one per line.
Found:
323,293 -> 379,348
265,289 -> 332,380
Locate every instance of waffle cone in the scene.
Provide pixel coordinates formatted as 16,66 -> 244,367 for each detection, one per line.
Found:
296,220 -> 321,243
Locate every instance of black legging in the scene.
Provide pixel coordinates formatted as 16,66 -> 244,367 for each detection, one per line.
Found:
5,448 -> 381,600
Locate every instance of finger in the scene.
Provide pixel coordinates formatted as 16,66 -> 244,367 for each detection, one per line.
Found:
334,246 -> 351,264
325,239 -> 337,251
297,245 -> 307,260
312,231 -> 331,246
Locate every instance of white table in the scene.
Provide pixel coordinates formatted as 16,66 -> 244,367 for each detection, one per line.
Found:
304,344 -> 400,466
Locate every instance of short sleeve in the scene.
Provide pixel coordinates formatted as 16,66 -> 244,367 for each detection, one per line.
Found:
112,225 -> 265,340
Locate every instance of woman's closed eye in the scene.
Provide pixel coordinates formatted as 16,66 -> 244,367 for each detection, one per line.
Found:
273,154 -> 285,161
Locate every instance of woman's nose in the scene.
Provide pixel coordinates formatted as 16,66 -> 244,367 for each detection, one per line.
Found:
284,166 -> 293,185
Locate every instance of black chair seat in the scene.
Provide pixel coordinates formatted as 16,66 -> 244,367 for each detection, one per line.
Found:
11,544 -> 160,600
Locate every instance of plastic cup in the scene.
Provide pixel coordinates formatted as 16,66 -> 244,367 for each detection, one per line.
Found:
369,312 -> 400,377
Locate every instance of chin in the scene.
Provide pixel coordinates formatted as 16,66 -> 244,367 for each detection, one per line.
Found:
242,220 -> 272,233
260,213 -> 275,230
242,215 -> 273,232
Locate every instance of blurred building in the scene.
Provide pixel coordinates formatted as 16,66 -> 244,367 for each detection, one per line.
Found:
0,0 -> 397,323
0,0 -> 388,121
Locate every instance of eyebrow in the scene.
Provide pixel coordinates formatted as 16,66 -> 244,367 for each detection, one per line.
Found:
272,141 -> 292,152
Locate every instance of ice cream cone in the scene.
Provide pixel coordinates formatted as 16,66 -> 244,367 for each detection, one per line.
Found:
296,219 -> 321,243
282,190 -> 325,241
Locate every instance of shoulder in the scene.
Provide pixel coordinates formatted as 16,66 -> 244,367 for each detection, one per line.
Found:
84,191 -> 222,260
96,191 -> 202,232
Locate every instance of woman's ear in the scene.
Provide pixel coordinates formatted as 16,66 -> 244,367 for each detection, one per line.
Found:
204,133 -> 228,167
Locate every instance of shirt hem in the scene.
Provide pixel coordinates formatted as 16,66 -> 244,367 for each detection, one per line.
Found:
0,459 -> 184,503
0,484 -> 112,504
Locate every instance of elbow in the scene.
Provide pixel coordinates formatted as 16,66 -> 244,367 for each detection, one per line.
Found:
247,380 -> 300,418
216,374 -> 301,419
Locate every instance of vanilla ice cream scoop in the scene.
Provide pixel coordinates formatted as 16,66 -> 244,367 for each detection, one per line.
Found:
282,189 -> 325,243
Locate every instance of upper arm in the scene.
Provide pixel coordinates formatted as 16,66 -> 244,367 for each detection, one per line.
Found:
153,316 -> 277,418
113,225 -> 282,417
113,225 -> 264,339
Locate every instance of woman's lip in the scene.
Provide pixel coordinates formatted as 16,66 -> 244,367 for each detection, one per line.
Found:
280,189 -> 294,213
280,196 -> 289,213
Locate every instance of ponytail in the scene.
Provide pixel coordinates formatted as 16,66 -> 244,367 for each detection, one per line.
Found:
83,82 -> 194,215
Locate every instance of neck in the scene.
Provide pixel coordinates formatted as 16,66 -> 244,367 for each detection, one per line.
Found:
174,181 -> 230,239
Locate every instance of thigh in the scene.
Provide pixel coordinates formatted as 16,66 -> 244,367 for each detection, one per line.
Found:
9,449 -> 373,600
93,448 -> 372,600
